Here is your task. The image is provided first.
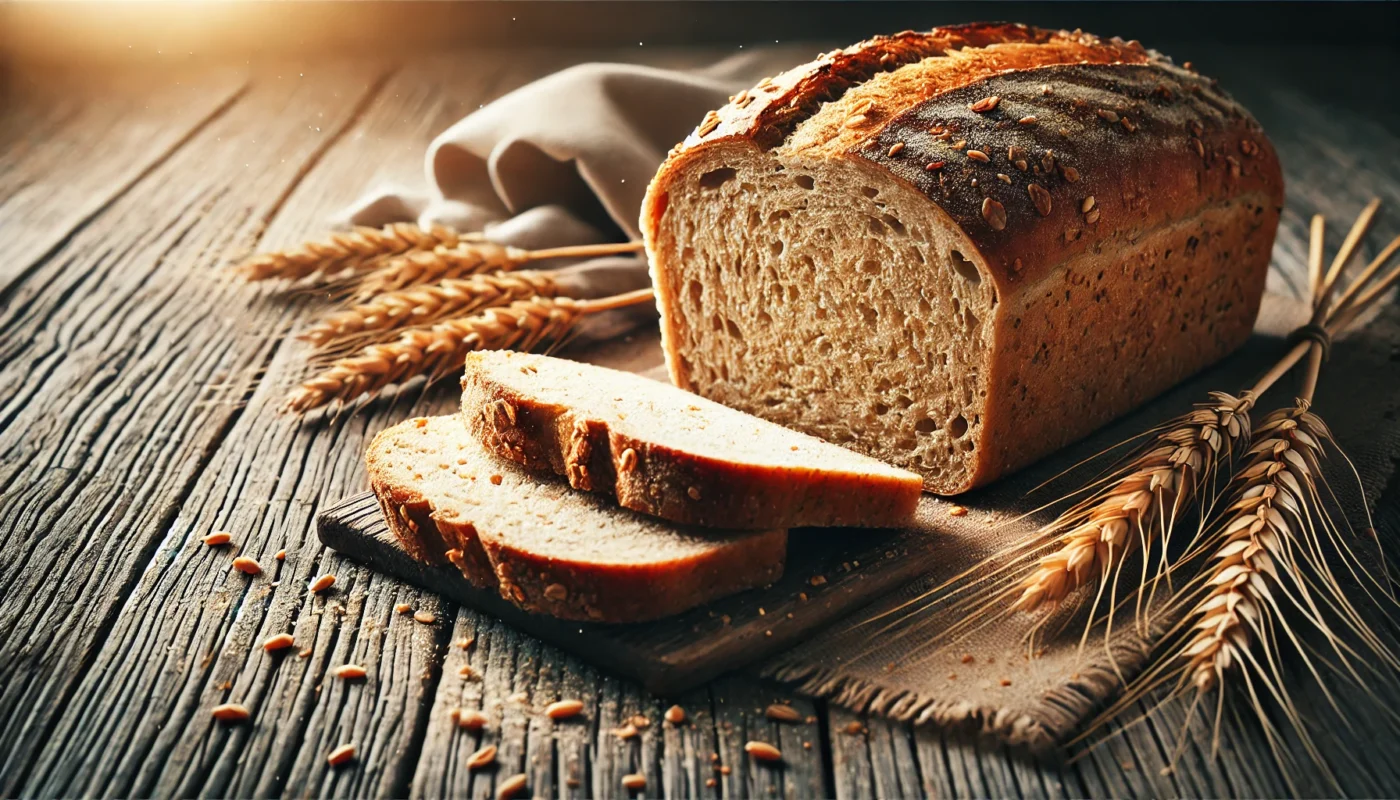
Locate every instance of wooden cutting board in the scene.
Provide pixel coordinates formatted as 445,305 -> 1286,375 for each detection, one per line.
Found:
318,490 -> 941,695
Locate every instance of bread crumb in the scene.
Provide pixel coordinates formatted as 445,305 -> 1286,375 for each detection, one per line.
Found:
948,505 -> 968,517
999,679 -> 1012,687
809,575 -> 826,587
395,603 -> 412,614
490,474 -> 503,485
414,611 -> 436,624
961,654 -> 975,664
203,532 -> 232,546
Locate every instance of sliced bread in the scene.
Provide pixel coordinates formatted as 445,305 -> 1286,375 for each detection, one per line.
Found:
367,415 -> 787,623
460,350 -> 924,529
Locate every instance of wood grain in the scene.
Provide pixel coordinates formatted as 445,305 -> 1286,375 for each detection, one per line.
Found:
0,42 -> 1397,799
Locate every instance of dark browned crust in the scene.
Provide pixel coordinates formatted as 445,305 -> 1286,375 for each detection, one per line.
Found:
366,417 -> 789,624
642,23 -> 1284,494
461,361 -> 923,530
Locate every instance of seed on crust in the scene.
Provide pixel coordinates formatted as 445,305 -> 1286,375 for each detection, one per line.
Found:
211,703 -> 250,722
546,699 -> 585,720
203,532 -> 232,546
1191,137 -> 1206,157
263,633 -> 295,652
1085,208 -> 1102,224
1028,183 -> 1053,217
687,486 -> 702,501
744,741 -> 782,762
969,95 -> 1000,113
334,664 -> 368,680
1061,165 -> 1081,183
414,610 -> 436,624
619,447 -> 638,473
543,583 -> 568,601
1120,116 -> 1137,133
966,149 -> 989,163
327,744 -> 356,767
1240,138 -> 1259,156
951,139 -> 967,151
497,774 -> 528,800
310,574 -> 335,593
981,198 -> 1007,231
622,774 -> 647,791
765,703 -> 803,723
467,744 -> 498,770
232,557 -> 262,575
665,705 -> 686,724
887,142 -> 905,157
457,708 -> 488,731
1040,150 -> 1055,173
1081,196 -> 1096,213
843,114 -> 868,129
924,161 -> 945,171
1096,108 -> 1120,123
1018,115 -> 1037,125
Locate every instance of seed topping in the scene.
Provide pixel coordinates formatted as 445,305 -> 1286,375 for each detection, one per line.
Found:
969,95 -> 1001,113
1061,165 -> 1081,183
981,198 -> 1007,231
966,149 -> 989,163
1096,108 -> 1120,123
924,161 -> 945,171
1081,196 -> 1096,213
887,141 -> 905,157
1028,183 -> 1053,217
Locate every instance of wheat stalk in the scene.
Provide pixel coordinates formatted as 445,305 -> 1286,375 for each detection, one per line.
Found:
352,240 -> 645,300
239,223 -> 477,282
284,288 -> 654,413
298,270 -> 564,349
1011,392 -> 1254,613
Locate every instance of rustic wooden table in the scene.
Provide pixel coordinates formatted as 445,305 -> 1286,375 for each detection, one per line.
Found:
3,42 -> 1399,798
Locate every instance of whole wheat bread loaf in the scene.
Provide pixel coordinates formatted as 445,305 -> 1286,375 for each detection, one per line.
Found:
640,23 -> 1284,494
367,415 -> 786,623
460,350 -> 923,529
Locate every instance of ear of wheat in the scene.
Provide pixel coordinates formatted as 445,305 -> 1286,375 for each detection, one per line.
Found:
352,240 -> 645,300
239,223 -> 478,282
284,288 -> 655,413
298,270 -> 564,349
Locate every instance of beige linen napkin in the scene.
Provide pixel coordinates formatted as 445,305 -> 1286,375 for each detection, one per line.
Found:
339,55 -> 1400,745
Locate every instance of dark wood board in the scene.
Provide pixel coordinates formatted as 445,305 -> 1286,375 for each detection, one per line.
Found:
318,490 -> 930,696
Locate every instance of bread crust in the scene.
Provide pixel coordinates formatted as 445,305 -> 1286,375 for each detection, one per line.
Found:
641,24 -> 1284,493
460,352 -> 923,529
366,416 -> 787,623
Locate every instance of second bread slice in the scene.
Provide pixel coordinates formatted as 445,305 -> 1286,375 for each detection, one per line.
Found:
461,351 -> 923,529
368,415 -> 786,623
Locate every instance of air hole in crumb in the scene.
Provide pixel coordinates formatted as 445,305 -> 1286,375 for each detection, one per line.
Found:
795,175 -> 815,190
952,297 -> 961,315
725,318 -> 744,342
858,303 -> 878,326
770,210 -> 792,222
739,182 -> 757,193
698,168 -> 737,190
915,417 -> 938,434
895,395 -> 914,409
949,415 -> 969,438
756,310 -> 773,326
770,240 -> 784,256
861,186 -> 880,199
867,217 -> 887,236
710,314 -> 723,332
965,309 -> 979,328
875,402 -> 890,416
817,338 -> 833,356
950,250 -> 981,283
881,214 -> 907,235
860,259 -> 881,275
687,280 -> 703,306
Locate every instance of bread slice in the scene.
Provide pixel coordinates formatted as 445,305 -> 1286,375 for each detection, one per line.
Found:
367,415 -> 786,623
460,350 -> 923,529
640,24 -> 1282,494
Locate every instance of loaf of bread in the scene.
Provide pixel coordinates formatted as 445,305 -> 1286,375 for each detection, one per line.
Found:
641,23 -> 1283,494
367,415 -> 786,622
460,350 -> 923,529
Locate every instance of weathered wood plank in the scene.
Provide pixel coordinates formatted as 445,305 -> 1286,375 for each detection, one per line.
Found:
0,60 -> 391,797
0,67 -> 249,292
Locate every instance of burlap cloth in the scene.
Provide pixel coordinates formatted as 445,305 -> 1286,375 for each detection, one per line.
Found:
344,56 -> 1400,746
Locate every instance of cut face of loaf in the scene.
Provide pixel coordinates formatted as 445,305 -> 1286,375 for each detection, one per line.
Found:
642,23 -> 1283,494
461,350 -> 923,529
367,415 -> 786,623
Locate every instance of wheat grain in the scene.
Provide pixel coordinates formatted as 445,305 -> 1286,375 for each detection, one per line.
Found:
1011,391 -> 1254,612
239,223 -> 475,282
284,289 -> 654,413
300,270 -> 563,348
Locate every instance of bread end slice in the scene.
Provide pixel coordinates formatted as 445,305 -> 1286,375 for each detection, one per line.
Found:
366,415 -> 786,623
